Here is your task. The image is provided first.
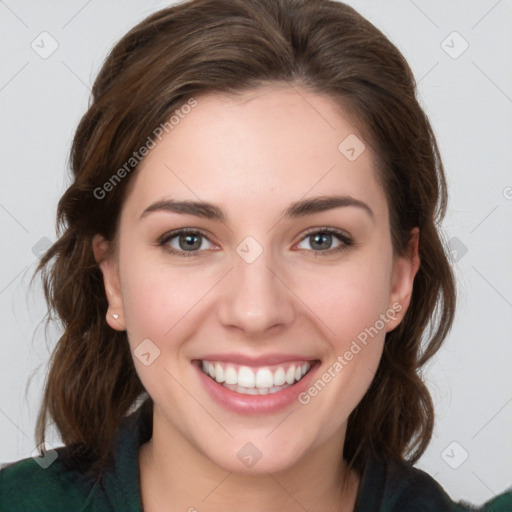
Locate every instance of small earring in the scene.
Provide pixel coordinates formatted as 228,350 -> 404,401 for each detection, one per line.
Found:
112,313 -> 119,320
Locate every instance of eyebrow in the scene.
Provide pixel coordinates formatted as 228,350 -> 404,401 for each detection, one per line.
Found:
139,195 -> 375,223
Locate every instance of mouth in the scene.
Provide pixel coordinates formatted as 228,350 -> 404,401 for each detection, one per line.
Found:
192,357 -> 320,415
198,359 -> 314,394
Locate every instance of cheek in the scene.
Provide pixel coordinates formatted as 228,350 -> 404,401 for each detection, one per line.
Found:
294,258 -> 391,429
118,248 -> 222,348
292,250 -> 394,345
117,253 -> 217,403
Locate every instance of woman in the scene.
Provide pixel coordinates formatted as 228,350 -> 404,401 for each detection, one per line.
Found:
1,0 -> 510,510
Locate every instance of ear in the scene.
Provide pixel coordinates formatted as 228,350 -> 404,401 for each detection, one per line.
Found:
385,227 -> 420,333
92,234 -> 126,331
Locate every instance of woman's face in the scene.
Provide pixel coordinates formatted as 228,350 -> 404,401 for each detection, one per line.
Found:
94,85 -> 419,474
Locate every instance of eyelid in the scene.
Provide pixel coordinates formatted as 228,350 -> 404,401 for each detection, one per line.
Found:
297,226 -> 352,242
158,227 -> 218,252
158,226 -> 353,257
293,227 -> 353,253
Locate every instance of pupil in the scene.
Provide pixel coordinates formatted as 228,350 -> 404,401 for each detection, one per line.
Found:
312,233 -> 330,250
177,233 -> 333,252
181,234 -> 200,250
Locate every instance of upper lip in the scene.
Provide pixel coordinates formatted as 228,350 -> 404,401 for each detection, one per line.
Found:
193,353 -> 319,367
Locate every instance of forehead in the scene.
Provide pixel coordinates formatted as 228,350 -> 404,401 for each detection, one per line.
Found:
121,85 -> 387,226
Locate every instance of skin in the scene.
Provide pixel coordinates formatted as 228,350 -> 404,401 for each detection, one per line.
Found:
93,84 -> 420,511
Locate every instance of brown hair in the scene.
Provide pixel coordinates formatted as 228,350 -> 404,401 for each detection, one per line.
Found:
33,0 -> 456,481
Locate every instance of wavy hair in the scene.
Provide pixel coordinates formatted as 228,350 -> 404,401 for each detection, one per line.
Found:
33,0 -> 456,480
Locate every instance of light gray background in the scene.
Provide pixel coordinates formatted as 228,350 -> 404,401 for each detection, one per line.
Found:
1,0 -> 511,505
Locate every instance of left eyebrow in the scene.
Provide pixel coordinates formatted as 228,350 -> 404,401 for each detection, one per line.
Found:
282,195 -> 375,223
139,194 -> 375,223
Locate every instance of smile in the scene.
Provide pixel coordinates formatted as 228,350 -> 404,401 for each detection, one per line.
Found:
193,356 -> 320,415
200,360 -> 312,395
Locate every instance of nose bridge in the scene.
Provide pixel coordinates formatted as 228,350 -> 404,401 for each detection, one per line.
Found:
217,238 -> 295,333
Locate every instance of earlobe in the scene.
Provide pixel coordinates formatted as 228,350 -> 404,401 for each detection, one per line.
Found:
386,228 -> 420,333
92,234 -> 126,331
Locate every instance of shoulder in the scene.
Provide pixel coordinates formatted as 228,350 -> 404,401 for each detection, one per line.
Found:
0,449 -> 100,512
382,456 -> 469,511
0,406 -> 150,512
391,460 -> 512,512
357,452 -> 512,512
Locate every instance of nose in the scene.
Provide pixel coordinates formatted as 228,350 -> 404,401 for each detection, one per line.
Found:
217,247 -> 295,336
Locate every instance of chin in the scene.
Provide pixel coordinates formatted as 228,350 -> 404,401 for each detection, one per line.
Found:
200,434 -> 312,475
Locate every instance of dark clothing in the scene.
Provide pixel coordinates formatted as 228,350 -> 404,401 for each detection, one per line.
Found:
1,406 -> 510,511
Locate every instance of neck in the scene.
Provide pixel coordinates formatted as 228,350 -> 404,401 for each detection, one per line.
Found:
138,409 -> 360,512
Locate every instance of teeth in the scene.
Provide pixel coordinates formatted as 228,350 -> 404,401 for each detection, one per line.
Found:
238,366 -> 255,388
214,363 -> 225,383
255,368 -> 274,388
200,360 -> 312,391
273,367 -> 286,386
223,382 -> 293,395
225,366 -> 238,385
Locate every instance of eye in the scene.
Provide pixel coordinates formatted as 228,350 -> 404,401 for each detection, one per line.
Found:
158,229 -> 216,257
295,228 -> 353,255
158,227 -> 353,258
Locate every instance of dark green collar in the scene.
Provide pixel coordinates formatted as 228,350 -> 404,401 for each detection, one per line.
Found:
100,403 -> 507,512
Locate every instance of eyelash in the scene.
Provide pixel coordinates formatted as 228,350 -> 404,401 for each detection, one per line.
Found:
157,227 -> 353,258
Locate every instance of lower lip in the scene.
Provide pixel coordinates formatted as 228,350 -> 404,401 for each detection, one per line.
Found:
194,361 -> 319,415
